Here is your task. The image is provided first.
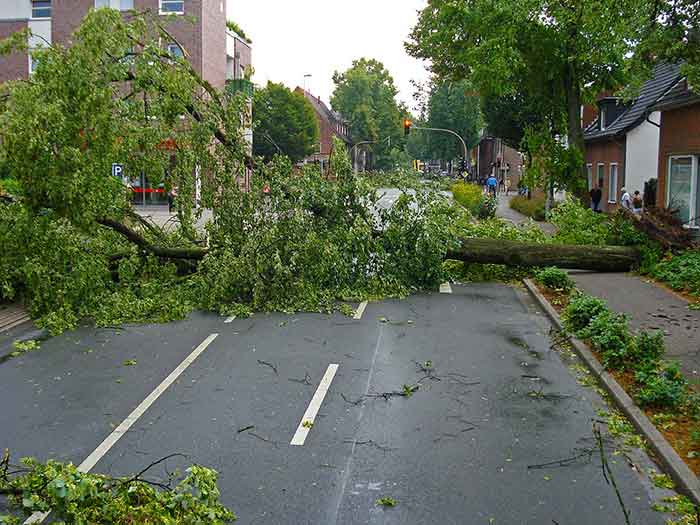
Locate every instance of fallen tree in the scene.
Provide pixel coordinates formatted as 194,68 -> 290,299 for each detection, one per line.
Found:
447,238 -> 640,272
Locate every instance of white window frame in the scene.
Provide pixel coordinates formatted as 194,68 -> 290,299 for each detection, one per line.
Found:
159,0 -> 184,15
666,155 -> 698,229
31,0 -> 52,19
119,0 -> 134,9
600,109 -> 606,131
586,164 -> 593,190
94,0 -> 109,8
608,163 -> 618,203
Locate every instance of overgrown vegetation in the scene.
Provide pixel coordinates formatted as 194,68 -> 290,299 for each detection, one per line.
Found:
451,182 -> 497,219
652,250 -> 700,298
510,194 -> 547,221
563,293 -> 696,411
0,454 -> 235,524
0,11 -> 471,335
534,267 -> 574,292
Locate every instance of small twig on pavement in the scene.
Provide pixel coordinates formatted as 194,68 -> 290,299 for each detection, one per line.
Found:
594,424 -> 631,525
248,432 -> 278,448
344,439 -> 396,453
289,372 -> 312,385
257,359 -> 278,375
340,393 -> 365,406
527,449 -> 594,470
237,425 -> 255,434
122,453 -> 187,486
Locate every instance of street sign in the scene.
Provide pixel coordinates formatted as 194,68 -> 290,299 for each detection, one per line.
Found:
112,163 -> 124,179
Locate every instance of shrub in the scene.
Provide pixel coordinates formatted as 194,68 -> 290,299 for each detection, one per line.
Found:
652,250 -> 700,297
562,293 -> 609,333
451,182 -> 483,215
477,194 -> 498,219
534,267 -> 574,292
629,330 -> 665,372
510,194 -> 547,221
549,196 -> 609,246
636,362 -> 688,409
582,311 -> 634,370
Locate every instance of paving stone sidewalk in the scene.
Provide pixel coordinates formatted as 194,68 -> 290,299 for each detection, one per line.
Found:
570,271 -> 700,385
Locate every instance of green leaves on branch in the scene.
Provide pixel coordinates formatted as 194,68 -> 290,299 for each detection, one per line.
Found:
0,456 -> 235,524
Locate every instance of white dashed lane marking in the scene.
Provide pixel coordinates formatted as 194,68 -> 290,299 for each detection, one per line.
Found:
290,364 -> 339,446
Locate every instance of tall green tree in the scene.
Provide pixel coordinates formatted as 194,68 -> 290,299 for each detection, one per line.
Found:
635,0 -> 700,88
253,82 -> 319,162
407,0 -> 650,190
331,58 -> 403,170
424,79 -> 482,161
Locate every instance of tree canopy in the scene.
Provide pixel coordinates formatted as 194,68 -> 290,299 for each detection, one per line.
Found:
406,0 -> 650,191
253,81 -> 319,163
331,58 -> 404,170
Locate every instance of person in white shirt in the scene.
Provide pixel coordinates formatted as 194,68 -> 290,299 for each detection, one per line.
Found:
620,187 -> 632,210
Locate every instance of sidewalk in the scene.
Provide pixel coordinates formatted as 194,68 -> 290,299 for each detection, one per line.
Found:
570,271 -> 700,385
496,194 -> 557,235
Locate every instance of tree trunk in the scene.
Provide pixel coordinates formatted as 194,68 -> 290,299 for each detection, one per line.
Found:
447,238 -> 639,272
563,59 -> 587,200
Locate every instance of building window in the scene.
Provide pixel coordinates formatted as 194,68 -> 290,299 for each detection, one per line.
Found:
96,0 -> 133,10
32,0 -> 51,18
666,156 -> 697,227
167,43 -> 184,58
600,108 -> 606,131
28,55 -> 39,75
160,0 -> 184,14
597,163 -> 605,190
586,164 -> 593,190
608,164 -> 618,203
120,0 -> 134,9
95,0 -> 109,7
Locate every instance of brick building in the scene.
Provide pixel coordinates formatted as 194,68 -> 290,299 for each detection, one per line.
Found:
295,88 -> 351,170
0,0 -> 250,90
472,135 -> 523,190
583,63 -> 681,212
653,79 -> 700,228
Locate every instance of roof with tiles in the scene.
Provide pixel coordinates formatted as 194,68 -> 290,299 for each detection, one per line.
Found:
298,89 -> 352,144
584,63 -> 683,142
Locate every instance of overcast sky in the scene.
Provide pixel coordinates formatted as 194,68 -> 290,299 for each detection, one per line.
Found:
228,0 -> 430,111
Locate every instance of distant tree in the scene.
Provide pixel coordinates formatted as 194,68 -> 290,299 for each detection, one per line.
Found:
253,82 -> 319,163
424,79 -> 482,161
331,58 -> 403,170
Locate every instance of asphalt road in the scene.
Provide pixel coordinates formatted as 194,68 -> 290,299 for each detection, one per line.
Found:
1,284 -> 672,524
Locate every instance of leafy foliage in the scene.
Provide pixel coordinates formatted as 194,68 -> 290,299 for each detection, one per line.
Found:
534,267 -> 574,293
0,456 -> 235,524
562,294 -> 609,333
226,20 -> 252,44
636,363 -> 689,409
451,182 -> 483,215
510,194 -> 547,221
579,311 -> 634,370
331,58 -> 405,170
253,81 -> 319,162
549,196 -> 609,246
652,250 -> 700,297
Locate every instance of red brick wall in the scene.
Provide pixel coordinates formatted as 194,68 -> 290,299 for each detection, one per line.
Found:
656,103 -> 700,208
52,0 -> 91,45
585,139 -> 626,211
0,20 -> 28,82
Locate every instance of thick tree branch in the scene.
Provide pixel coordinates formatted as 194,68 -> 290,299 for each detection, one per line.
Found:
97,217 -> 208,260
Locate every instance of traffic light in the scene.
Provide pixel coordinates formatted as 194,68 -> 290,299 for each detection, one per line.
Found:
403,119 -> 412,137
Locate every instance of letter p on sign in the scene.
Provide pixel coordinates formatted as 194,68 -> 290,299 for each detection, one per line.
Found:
112,163 -> 124,179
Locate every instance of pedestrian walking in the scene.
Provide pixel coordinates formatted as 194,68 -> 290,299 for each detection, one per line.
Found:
168,186 -> 178,213
590,186 -> 602,212
620,187 -> 632,211
486,174 -> 498,197
632,191 -> 643,214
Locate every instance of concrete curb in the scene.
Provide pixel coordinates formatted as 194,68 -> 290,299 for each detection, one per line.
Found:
523,278 -> 700,505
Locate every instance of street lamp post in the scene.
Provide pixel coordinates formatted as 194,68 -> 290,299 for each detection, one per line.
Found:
412,126 -> 469,177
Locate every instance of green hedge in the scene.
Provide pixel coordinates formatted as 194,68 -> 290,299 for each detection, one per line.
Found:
510,194 -> 547,221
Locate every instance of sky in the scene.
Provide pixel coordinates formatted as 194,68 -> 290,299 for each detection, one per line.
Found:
227,0 -> 430,111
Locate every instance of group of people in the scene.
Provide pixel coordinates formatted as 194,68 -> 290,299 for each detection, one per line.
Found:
589,186 -> 643,214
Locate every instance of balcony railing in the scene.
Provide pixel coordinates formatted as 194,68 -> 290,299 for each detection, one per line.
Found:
226,78 -> 253,98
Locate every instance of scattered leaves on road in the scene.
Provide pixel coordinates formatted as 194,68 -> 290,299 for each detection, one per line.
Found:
376,497 -> 397,507
123,359 -> 137,366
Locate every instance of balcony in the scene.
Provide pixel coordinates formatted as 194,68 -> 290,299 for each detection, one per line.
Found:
226,78 -> 253,99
